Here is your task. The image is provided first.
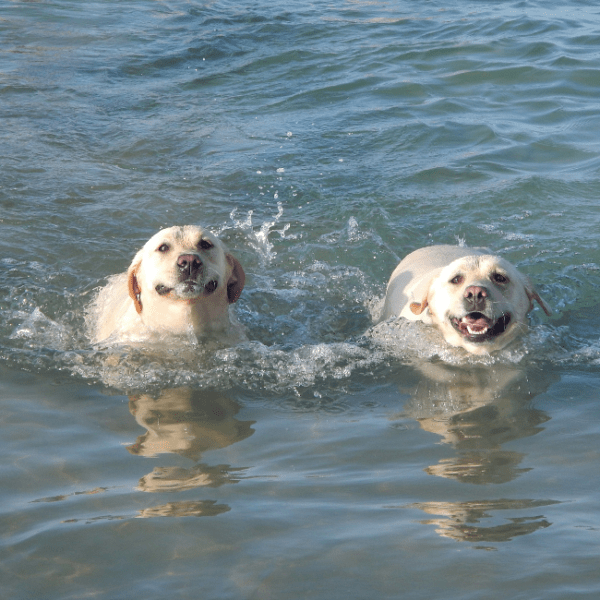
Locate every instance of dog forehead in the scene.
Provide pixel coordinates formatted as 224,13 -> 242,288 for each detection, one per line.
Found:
177,225 -> 212,247
478,254 -> 519,277
143,225 -> 215,251
441,254 -> 511,278
439,254 -> 481,279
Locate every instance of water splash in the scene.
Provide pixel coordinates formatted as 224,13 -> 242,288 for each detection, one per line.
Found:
225,203 -> 294,266
0,211 -> 588,398
366,316 -> 573,368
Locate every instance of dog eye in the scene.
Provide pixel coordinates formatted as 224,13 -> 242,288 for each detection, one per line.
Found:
157,243 -> 170,253
198,239 -> 214,250
450,275 -> 464,285
492,273 -> 508,284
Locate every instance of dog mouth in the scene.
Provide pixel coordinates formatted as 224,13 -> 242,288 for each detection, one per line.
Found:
155,280 -> 219,297
451,312 -> 511,342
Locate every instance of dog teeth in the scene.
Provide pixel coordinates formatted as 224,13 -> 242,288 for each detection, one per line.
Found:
466,325 -> 488,335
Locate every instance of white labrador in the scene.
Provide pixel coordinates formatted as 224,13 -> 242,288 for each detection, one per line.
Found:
381,245 -> 550,354
90,225 -> 245,344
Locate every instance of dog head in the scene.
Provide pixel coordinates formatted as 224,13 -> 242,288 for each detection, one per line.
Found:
410,254 -> 550,354
126,226 -> 245,329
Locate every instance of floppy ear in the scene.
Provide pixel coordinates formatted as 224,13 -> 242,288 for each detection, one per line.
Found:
519,273 -> 552,316
406,267 -> 443,317
526,285 -> 552,316
410,297 -> 429,315
226,254 -> 245,304
127,261 -> 143,314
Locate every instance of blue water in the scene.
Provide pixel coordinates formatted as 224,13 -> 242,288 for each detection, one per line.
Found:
2,1 -> 600,598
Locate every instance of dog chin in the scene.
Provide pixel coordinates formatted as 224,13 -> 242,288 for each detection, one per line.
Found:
440,326 -> 511,355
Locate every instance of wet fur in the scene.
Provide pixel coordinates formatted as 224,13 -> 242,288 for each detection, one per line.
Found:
89,226 -> 245,344
381,245 -> 550,355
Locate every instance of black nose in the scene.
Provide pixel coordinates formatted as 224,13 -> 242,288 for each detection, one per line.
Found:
464,285 -> 488,310
177,253 -> 202,278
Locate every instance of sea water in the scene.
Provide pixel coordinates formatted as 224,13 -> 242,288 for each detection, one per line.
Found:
2,1 -> 600,598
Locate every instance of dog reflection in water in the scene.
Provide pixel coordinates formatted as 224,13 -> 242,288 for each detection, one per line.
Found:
401,361 -> 551,485
127,387 -> 254,494
396,361 -> 559,543
136,500 -> 230,519
404,499 -> 559,544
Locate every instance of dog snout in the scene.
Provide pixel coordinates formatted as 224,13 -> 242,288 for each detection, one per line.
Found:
177,253 -> 202,279
464,285 -> 488,310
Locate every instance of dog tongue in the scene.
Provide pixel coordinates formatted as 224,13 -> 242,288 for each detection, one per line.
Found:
460,314 -> 490,334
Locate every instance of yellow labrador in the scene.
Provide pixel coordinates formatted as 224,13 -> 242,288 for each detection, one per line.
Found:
90,225 -> 245,344
381,245 -> 550,354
